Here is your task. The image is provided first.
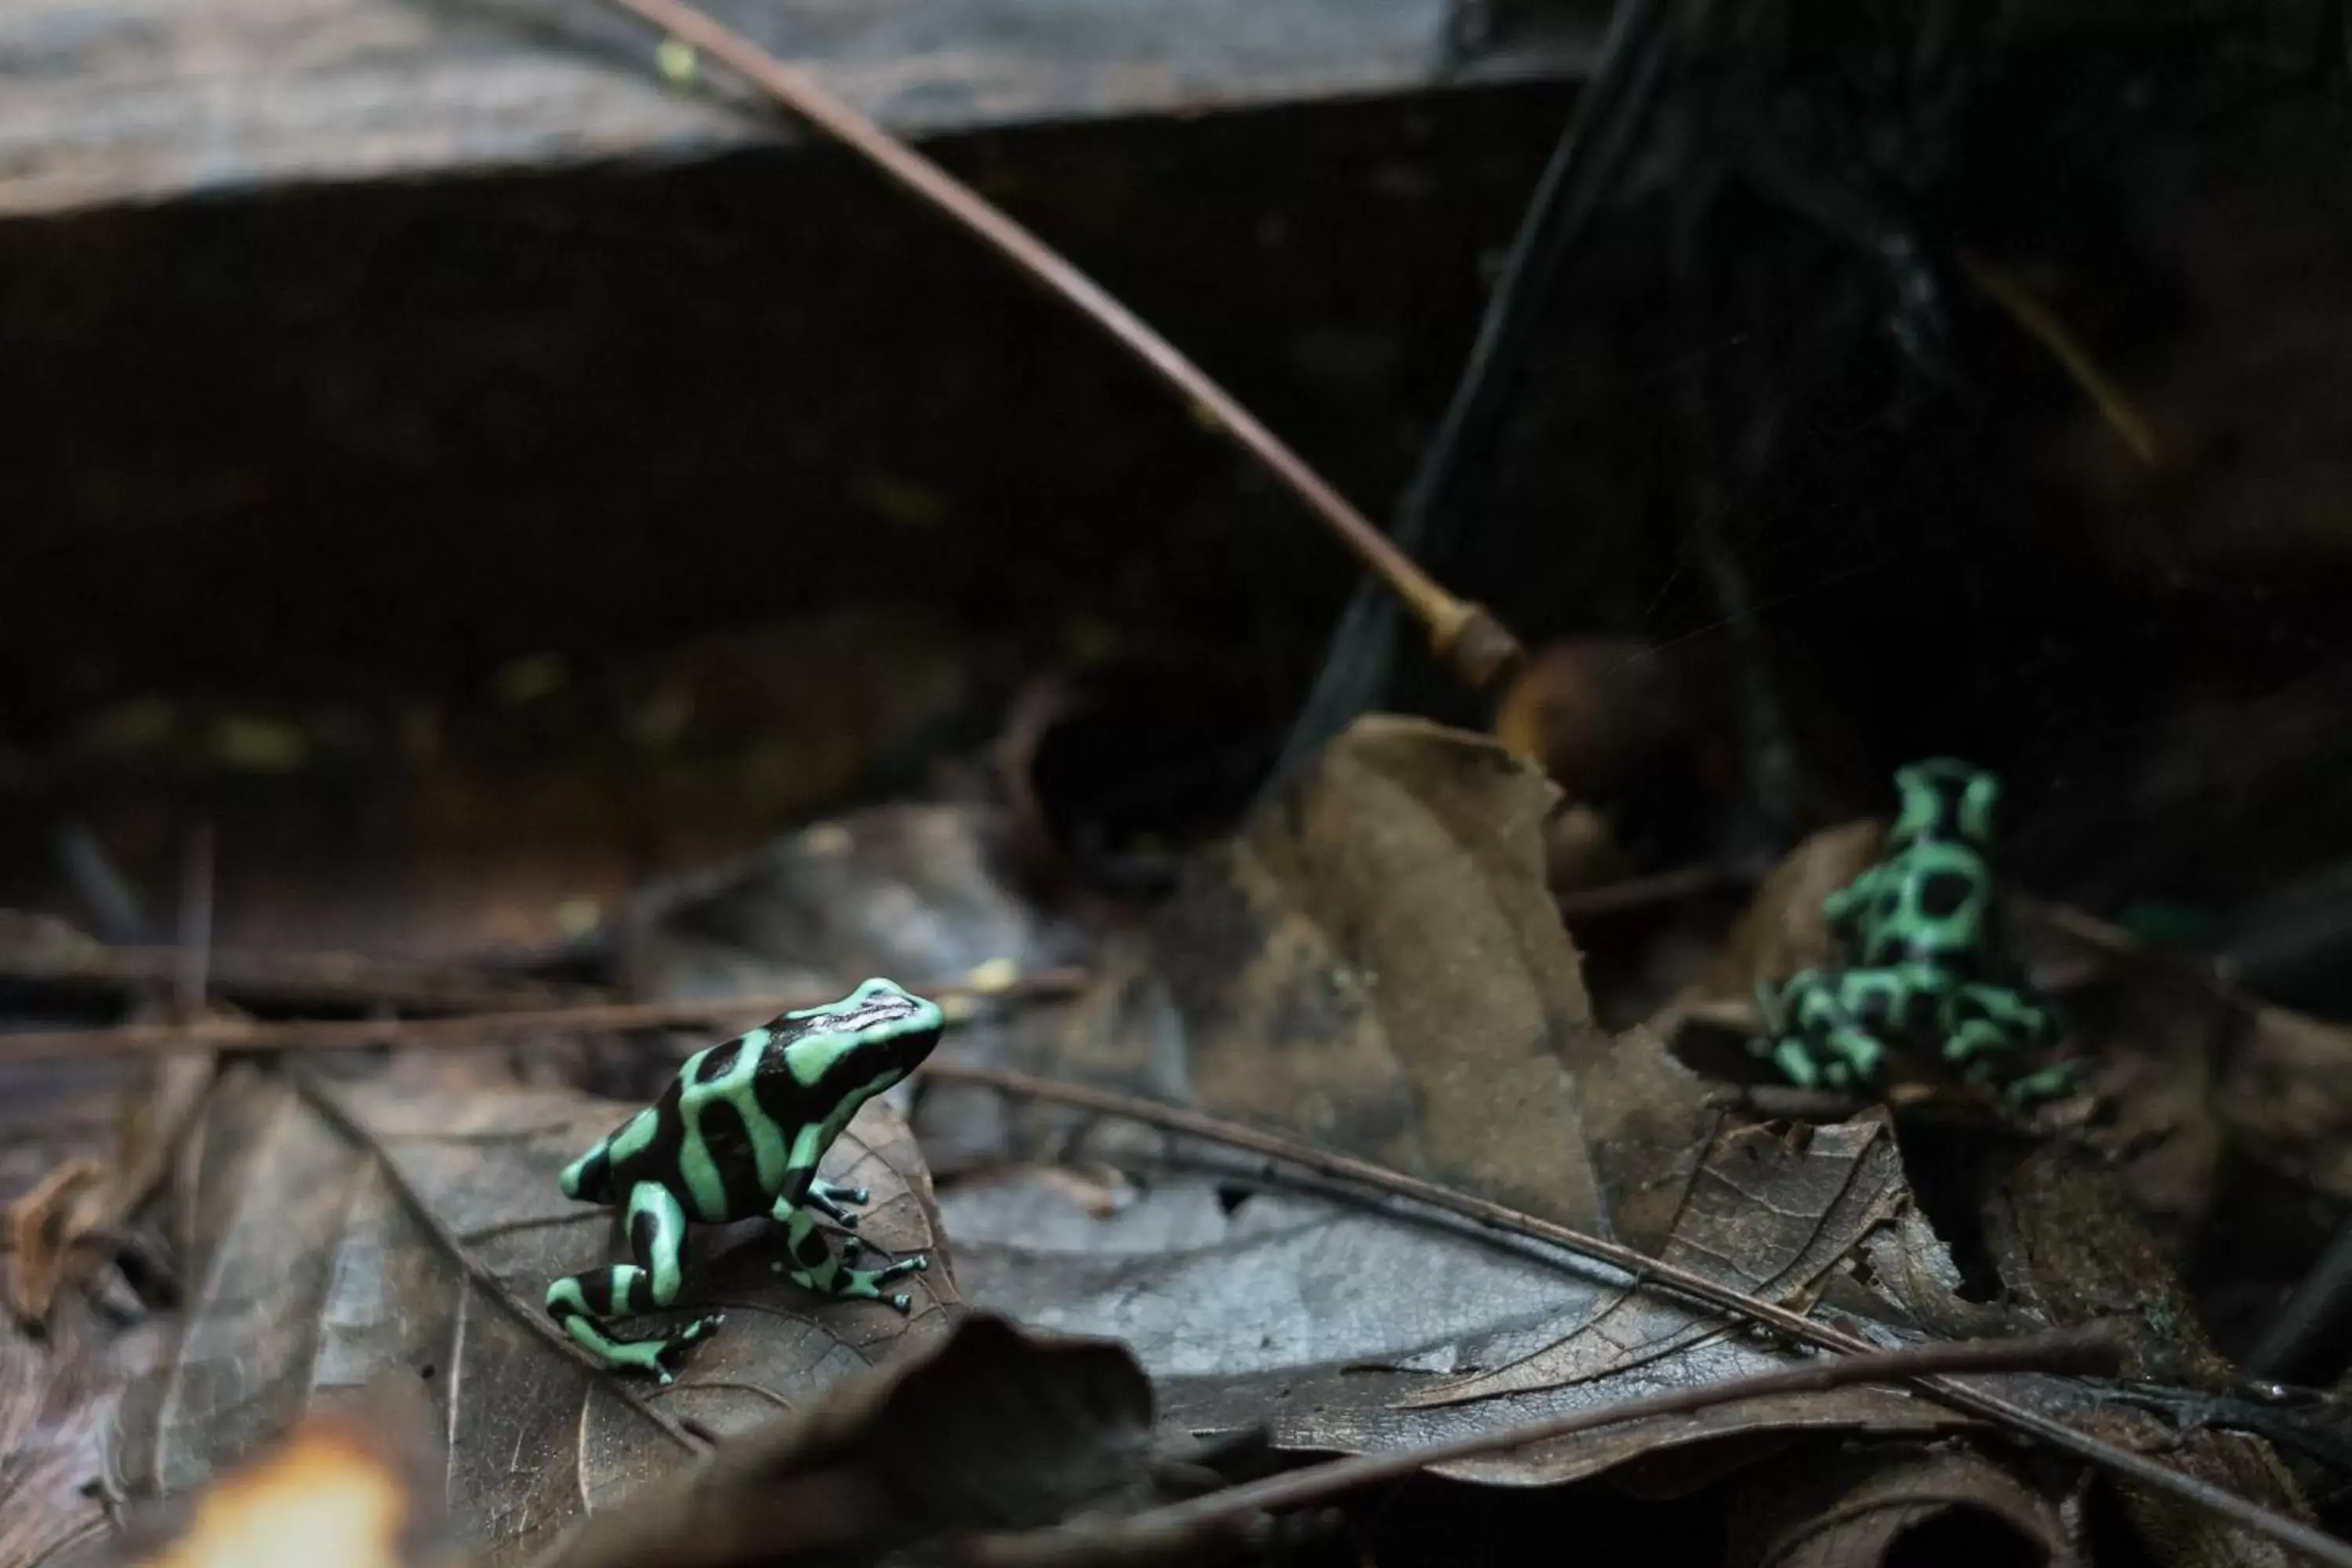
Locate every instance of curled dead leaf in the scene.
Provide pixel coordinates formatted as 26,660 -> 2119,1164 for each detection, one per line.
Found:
539,1313 -> 1160,1568
1676,818 -> 1886,1031
1726,1442 -> 2078,1568
8,1158 -> 111,1323
1143,714 -> 1615,1228
6,1039 -> 212,1327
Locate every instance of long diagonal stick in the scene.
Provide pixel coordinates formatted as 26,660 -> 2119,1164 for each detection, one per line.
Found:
597,0 -> 1523,693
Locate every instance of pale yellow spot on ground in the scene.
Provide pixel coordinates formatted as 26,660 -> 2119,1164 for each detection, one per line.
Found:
964,957 -> 1019,994
79,698 -> 177,753
209,714 -> 308,772
142,1420 -> 408,1568
802,823 -> 854,857
655,36 -> 698,85
851,470 -> 948,528
492,652 -> 567,706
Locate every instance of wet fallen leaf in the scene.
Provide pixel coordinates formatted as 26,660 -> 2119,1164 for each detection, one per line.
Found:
109,1062 -> 960,1564
938,1142 -> 1998,1486
1723,1442 -> 2078,1568
541,1313 -> 1162,1568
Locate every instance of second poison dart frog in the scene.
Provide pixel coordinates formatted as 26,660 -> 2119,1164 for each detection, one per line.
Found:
1756,759 -> 2073,1104
546,977 -> 944,1381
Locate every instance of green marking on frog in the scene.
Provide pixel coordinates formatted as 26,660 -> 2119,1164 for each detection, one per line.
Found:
545,976 -> 945,1381
1755,760 -> 2072,1105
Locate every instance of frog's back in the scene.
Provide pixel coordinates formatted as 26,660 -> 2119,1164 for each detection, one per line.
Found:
1864,839 -> 1998,969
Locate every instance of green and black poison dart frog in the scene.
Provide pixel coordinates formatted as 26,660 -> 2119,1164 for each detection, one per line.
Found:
1755,759 -> 2072,1104
545,976 -> 945,1381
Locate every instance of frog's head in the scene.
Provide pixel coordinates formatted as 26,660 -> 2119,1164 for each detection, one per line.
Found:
783,976 -> 947,1085
1889,758 -> 2000,848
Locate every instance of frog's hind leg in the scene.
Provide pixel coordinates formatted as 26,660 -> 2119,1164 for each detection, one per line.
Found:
771,1199 -> 929,1313
1944,982 -> 2071,1102
544,1181 -> 723,1382
1762,969 -> 1891,1089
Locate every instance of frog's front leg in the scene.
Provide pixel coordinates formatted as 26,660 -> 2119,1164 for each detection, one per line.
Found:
544,1181 -> 724,1382
1824,863 -> 1889,947
771,1203 -> 929,1311
801,1178 -> 871,1228
768,1157 -> 927,1313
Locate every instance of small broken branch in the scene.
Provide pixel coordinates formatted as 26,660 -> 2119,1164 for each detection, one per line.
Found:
0,927 -> 600,1014
595,0 -> 1521,692
1961,252 -> 2161,468
0,968 -> 1089,1063
959,1328 -> 2121,1568
927,1060 -> 2352,1568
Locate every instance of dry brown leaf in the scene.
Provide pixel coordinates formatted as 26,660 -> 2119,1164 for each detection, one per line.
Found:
1675,816 -> 1887,1029
2012,901 -> 2352,1246
7,1047 -> 214,1326
1986,1143 -> 2317,1568
2213,1004 -> 2352,1206
7,1158 -> 111,1323
1989,1144 -> 2232,1386
539,1313 -> 1160,1568
2070,1402 -> 2318,1568
1138,713 -> 1618,1228
1726,1442 -> 2078,1568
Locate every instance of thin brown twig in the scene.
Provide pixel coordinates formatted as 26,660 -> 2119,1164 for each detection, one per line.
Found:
0,968 -> 1090,1064
0,930 -> 600,1014
1553,862 -> 1750,922
958,1328 -> 2122,1568
594,0 -> 1521,692
924,1060 -> 2352,1567
1960,252 -> 2161,468
172,823 -> 214,1022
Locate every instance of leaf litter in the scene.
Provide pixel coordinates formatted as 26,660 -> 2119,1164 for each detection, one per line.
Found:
104,1059 -> 958,1565
12,712 -> 2350,1567
915,719 -> 2080,1485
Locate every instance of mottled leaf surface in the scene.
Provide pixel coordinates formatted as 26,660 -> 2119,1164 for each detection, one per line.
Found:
939,1123 -> 1980,1485
111,1063 -> 957,1564
975,717 -> 1713,1231
1723,1443 -> 2078,1568
1399,1115 -> 1909,1406
937,720 -> 1958,1431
